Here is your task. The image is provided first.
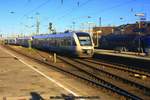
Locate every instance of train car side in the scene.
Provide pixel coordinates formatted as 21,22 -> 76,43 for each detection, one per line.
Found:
16,37 -> 31,47
142,35 -> 150,55
4,38 -> 17,45
32,32 -> 94,57
99,34 -> 150,55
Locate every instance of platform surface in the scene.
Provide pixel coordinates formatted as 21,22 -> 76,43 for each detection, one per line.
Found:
95,49 -> 150,61
0,46 -> 70,99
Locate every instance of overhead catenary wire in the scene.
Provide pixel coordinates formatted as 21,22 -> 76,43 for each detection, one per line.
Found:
19,0 -> 138,33
52,0 -> 135,23
23,0 -> 32,7
40,0 -> 92,31
18,0 -> 52,34
93,0 -> 137,16
20,0 -> 67,28
41,0 -> 65,22
22,0 -> 51,18
54,0 -> 92,20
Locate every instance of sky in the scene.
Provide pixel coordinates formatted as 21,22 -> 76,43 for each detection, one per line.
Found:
0,0 -> 150,37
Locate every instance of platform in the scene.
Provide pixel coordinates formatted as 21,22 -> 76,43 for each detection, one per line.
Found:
94,49 -> 150,72
0,46 -> 70,99
95,49 -> 150,61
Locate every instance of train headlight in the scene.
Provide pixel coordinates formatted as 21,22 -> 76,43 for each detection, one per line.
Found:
87,50 -> 91,54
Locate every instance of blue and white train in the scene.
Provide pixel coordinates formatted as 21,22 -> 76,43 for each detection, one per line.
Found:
5,31 -> 94,57
32,31 -> 94,57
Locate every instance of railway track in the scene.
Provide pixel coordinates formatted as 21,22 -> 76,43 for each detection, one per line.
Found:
85,58 -> 150,78
92,57 -> 150,76
4,45 -> 150,100
76,58 -> 150,91
93,54 -> 150,73
57,56 -> 150,100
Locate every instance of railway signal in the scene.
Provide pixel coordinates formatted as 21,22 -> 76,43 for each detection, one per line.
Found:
49,22 -> 53,33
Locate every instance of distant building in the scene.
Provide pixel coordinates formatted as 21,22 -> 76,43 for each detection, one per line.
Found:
92,26 -> 115,46
115,21 -> 150,34
91,21 -> 150,46
93,26 -> 115,35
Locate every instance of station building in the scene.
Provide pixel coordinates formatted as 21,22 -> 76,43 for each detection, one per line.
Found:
115,21 -> 150,34
92,26 -> 115,46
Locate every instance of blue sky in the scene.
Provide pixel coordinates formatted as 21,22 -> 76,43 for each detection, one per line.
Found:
0,0 -> 150,36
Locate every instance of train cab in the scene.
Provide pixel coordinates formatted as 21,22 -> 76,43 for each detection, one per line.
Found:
74,32 -> 94,57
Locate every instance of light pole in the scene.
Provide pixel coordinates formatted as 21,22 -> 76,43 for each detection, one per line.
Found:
35,12 -> 40,35
99,17 -> 101,27
135,13 -> 145,53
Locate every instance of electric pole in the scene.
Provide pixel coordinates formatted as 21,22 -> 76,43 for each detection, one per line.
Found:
36,12 -> 40,35
99,17 -> 101,27
36,17 -> 40,34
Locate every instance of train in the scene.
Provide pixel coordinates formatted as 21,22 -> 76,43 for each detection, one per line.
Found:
4,38 -> 17,45
5,31 -> 94,57
98,33 -> 150,55
16,36 -> 31,47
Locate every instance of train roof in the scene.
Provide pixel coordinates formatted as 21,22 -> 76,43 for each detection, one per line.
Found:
32,31 -> 90,39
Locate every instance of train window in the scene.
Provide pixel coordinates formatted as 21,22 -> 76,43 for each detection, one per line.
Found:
78,36 -> 92,46
76,32 -> 92,46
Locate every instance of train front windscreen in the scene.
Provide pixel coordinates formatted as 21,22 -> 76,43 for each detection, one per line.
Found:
76,32 -> 92,46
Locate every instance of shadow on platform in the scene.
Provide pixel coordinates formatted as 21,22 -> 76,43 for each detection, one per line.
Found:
30,92 -> 44,100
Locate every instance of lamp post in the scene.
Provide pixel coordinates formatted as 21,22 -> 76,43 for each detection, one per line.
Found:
135,13 -> 145,53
